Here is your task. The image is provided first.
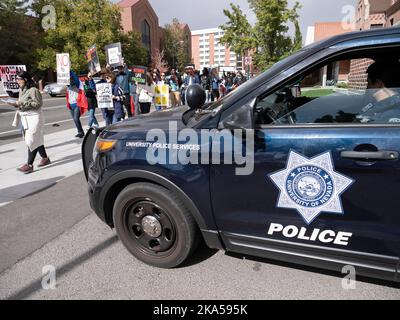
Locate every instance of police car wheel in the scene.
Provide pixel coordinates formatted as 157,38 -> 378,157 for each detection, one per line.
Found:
113,183 -> 200,269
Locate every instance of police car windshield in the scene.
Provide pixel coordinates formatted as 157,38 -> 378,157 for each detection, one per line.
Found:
188,48 -> 309,124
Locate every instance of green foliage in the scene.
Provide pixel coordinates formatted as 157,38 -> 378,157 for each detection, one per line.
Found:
120,31 -> 149,67
220,0 -> 302,71
163,18 -> 191,71
31,0 -> 147,73
0,0 -> 42,73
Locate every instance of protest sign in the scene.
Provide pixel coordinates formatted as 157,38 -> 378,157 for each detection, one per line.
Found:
96,83 -> 113,109
56,53 -> 70,85
131,66 -> 147,85
154,83 -> 170,109
0,65 -> 27,95
86,45 -> 101,74
105,43 -> 123,68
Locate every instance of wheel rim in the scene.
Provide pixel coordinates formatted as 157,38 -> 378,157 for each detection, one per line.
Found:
124,200 -> 176,255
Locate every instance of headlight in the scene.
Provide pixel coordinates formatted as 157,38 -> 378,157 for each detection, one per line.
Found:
96,138 -> 117,153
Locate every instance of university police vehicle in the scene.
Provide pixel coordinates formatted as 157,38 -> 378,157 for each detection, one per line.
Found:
83,27 -> 400,283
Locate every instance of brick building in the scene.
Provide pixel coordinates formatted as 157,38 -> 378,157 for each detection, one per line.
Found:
349,0 -> 400,89
118,0 -> 191,67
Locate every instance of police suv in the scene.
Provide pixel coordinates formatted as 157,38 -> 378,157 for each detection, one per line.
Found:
83,27 -> 400,283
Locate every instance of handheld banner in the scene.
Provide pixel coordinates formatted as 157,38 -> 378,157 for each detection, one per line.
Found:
131,66 -> 147,85
96,83 -> 113,109
0,65 -> 27,95
56,53 -> 70,85
155,83 -> 170,109
105,43 -> 123,68
86,45 -> 101,74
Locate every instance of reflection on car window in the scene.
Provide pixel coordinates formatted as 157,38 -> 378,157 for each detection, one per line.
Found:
254,56 -> 400,125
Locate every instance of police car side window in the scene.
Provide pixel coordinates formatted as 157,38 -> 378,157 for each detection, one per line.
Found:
254,57 -> 400,125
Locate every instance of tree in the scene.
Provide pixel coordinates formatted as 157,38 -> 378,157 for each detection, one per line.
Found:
219,4 -> 255,58
163,18 -> 191,71
31,0 -> 147,73
220,0 -> 302,71
0,0 -> 43,73
120,31 -> 149,67
151,49 -> 168,72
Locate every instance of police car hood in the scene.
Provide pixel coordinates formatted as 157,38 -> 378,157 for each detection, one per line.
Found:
102,106 -> 189,140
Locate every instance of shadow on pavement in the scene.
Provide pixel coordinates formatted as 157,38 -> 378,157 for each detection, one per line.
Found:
6,236 -> 119,300
0,133 -> 22,141
225,252 -> 400,289
46,140 -> 82,150
35,153 -> 82,172
0,176 -> 65,204
180,239 -> 219,268
0,149 -> 15,155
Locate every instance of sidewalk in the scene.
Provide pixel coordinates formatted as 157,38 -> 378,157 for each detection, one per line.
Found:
0,125 -> 103,207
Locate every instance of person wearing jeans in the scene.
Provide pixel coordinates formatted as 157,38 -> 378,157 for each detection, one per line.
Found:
84,72 -> 99,129
67,70 -> 84,138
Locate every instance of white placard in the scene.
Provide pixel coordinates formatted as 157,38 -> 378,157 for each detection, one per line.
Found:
56,53 -> 70,85
0,65 -> 27,94
96,83 -> 113,109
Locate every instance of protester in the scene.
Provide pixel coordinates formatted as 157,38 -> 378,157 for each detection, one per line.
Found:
10,71 -> 50,174
137,72 -> 155,114
210,68 -> 221,102
83,72 -> 99,129
182,66 -> 200,104
67,70 -> 85,138
130,80 -> 139,116
167,68 -> 182,107
200,67 -> 211,103
116,62 -> 132,118
97,68 -> 114,126
105,72 -> 125,124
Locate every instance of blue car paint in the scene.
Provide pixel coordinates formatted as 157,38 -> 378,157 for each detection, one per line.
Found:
84,27 -> 400,282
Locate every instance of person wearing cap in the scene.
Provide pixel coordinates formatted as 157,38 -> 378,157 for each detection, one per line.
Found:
8,71 -> 50,174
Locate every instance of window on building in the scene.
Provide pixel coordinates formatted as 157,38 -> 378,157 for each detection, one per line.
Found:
141,20 -> 151,54
370,24 -> 384,29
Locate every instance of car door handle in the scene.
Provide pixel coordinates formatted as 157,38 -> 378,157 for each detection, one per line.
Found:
341,151 -> 399,160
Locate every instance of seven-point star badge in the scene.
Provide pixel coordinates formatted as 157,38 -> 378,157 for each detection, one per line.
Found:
269,151 -> 354,225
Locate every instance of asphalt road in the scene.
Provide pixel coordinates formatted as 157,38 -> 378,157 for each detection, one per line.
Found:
0,172 -> 399,300
0,95 -> 102,146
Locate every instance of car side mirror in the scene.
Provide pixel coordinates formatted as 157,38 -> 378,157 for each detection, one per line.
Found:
219,99 -> 255,131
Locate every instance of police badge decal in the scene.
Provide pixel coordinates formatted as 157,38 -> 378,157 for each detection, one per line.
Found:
269,151 -> 354,224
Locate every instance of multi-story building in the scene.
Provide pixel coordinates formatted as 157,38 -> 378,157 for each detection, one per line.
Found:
191,28 -> 242,72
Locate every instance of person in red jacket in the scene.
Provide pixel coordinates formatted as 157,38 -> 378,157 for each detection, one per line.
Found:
66,70 -> 87,138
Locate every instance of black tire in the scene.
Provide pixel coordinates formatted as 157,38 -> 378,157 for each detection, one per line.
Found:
113,183 -> 200,268
49,94 -> 56,97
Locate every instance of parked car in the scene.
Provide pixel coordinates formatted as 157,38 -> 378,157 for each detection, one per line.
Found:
82,27 -> 400,283
44,83 -> 67,97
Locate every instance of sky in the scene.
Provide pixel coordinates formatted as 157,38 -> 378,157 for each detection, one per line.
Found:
144,0 -> 357,39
